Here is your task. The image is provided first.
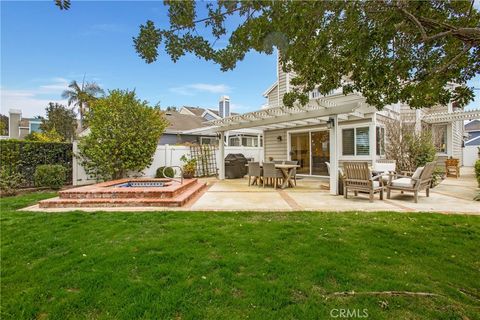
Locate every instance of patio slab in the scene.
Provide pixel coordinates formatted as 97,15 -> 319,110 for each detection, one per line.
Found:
21,167 -> 479,214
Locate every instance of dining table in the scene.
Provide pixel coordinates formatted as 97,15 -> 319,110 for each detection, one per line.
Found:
247,163 -> 300,189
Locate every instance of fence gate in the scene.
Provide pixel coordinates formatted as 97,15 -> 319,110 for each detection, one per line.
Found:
190,145 -> 218,177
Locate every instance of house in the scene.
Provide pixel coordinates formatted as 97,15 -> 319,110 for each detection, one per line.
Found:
209,53 -> 480,194
164,96 -> 263,147
465,119 -> 480,147
4,109 -> 42,140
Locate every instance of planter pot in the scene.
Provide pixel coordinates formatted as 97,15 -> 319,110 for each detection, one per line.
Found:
183,172 -> 195,179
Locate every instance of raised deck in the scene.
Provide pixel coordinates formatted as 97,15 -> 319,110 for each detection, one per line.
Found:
39,178 -> 207,208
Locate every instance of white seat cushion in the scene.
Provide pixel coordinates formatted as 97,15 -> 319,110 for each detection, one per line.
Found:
412,167 -> 424,180
374,163 -> 395,173
391,177 -> 413,188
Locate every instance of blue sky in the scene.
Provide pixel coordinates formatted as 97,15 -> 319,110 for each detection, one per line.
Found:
1,1 -> 479,118
1,1 -> 277,117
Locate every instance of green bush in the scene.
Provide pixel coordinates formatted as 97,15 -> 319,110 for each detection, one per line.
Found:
155,166 -> 175,178
0,140 -> 72,187
0,169 -> 24,196
34,165 -> 67,190
475,160 -> 480,187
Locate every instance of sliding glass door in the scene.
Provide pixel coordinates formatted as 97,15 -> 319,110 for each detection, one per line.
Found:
290,132 -> 310,174
289,130 -> 330,176
311,131 -> 330,175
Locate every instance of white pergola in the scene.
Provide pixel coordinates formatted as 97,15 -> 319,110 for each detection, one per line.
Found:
422,108 -> 480,123
206,92 -> 375,195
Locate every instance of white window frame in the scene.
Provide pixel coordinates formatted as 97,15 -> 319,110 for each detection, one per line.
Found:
29,120 -> 42,134
339,124 -> 371,160
432,123 -> 449,155
200,136 -> 218,145
376,125 -> 386,157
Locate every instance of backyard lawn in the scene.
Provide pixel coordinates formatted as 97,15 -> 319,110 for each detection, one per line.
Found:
1,192 -> 479,320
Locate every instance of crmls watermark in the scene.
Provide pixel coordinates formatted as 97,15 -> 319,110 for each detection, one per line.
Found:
330,308 -> 369,318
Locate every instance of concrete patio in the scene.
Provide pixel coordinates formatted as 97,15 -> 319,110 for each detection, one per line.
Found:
23,167 -> 479,214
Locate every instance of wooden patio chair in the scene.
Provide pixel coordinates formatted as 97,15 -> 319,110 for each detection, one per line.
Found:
343,162 -> 385,202
445,158 -> 460,178
247,162 -> 262,186
262,162 -> 283,188
386,161 -> 436,203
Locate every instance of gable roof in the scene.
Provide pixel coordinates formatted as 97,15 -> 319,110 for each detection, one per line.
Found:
465,119 -> 480,131
164,111 -> 207,133
263,82 -> 278,97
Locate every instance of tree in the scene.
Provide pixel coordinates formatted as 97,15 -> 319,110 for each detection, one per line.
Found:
61,79 -> 104,128
0,114 -> 8,136
131,0 -> 478,110
78,89 -> 168,180
25,128 -> 64,143
40,102 -> 77,141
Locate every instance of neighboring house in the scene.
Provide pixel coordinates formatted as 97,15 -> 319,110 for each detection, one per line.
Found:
464,119 -> 480,147
4,109 -> 42,140
209,52 -> 480,194
165,96 -> 263,147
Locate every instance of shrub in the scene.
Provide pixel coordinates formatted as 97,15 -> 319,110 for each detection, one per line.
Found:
180,155 -> 197,178
78,89 -> 168,180
156,166 -> 175,178
34,165 -> 67,190
475,160 -> 480,187
431,166 -> 446,188
0,140 -> 72,187
0,169 -> 24,196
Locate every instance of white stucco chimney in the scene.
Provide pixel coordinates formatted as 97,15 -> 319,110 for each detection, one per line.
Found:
8,109 -> 21,139
219,96 -> 230,118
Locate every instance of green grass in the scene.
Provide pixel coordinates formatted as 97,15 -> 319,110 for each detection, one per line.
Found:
1,192 -> 479,320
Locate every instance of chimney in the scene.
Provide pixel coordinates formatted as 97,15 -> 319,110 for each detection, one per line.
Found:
9,109 -> 21,139
219,96 -> 230,118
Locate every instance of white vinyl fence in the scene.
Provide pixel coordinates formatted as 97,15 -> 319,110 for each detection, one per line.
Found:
72,143 -> 264,186
463,145 -> 479,167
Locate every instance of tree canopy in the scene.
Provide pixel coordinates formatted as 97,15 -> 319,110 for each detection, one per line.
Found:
78,89 -> 168,180
61,80 -> 104,128
40,102 -> 77,142
56,0 -> 480,109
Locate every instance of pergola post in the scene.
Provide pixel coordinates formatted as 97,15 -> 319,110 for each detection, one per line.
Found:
329,115 -> 339,195
219,131 -> 225,179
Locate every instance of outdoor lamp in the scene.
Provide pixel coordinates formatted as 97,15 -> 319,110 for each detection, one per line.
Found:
277,135 -> 282,142
326,117 -> 335,129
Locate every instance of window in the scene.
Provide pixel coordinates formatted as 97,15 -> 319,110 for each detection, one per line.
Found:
29,121 -> 42,133
376,126 -> 385,156
342,127 -> 370,156
229,137 -> 241,146
200,137 -> 218,145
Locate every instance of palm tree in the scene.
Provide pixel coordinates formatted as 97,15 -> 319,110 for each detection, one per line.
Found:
62,79 -> 104,129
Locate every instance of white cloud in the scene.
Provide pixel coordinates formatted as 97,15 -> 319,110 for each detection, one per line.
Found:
169,83 -> 232,96
0,78 -> 72,117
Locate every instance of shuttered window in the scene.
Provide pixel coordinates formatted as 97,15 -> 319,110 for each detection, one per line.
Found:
356,127 -> 370,155
342,127 -> 370,156
342,129 -> 355,155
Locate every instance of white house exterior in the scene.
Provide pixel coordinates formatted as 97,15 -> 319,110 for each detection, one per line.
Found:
209,53 -> 480,195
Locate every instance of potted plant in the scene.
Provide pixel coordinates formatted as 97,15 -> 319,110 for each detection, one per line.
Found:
180,155 -> 197,179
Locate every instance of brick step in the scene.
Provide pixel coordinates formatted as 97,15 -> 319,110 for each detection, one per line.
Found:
59,179 -> 198,199
39,181 -> 207,208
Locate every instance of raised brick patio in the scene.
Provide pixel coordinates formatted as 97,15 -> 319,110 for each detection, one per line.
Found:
38,178 -> 207,208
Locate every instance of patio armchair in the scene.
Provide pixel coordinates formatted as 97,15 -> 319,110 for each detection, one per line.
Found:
343,162 -> 385,202
284,160 -> 298,186
247,162 -> 262,186
386,161 -> 436,203
262,162 -> 283,188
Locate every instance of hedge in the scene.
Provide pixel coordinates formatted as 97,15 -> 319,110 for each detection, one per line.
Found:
0,140 -> 72,187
